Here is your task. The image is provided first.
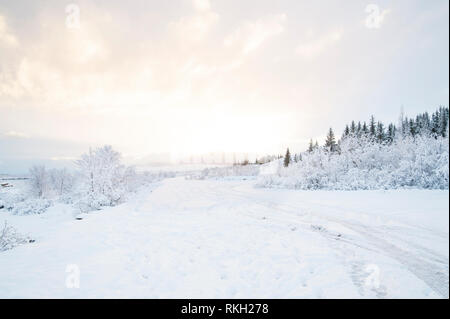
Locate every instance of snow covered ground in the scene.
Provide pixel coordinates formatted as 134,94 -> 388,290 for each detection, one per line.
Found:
0,177 -> 448,298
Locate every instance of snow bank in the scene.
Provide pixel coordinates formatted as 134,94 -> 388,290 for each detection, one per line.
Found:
0,178 -> 447,298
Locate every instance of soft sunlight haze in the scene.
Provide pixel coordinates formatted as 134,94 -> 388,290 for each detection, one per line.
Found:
0,0 -> 448,173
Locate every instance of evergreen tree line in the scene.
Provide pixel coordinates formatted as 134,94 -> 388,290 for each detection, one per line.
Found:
266,106 -> 449,190
341,106 -> 449,143
283,106 -> 449,167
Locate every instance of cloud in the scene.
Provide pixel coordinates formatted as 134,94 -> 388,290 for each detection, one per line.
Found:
295,29 -> 343,58
224,14 -> 286,55
0,1 -> 446,160
193,0 -> 211,12
169,1 -> 219,43
0,12 -> 113,106
0,14 -> 18,47
0,57 -> 63,101
4,131 -> 29,138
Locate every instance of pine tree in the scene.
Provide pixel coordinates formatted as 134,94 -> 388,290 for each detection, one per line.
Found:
344,125 -> 350,137
284,148 -> 291,167
403,116 -> 410,136
440,106 -> 449,137
423,112 -> 431,133
387,123 -> 395,143
362,122 -> 368,135
376,122 -> 385,142
308,139 -> 314,152
414,116 -> 420,134
369,116 -> 376,137
409,118 -> 417,137
431,112 -> 440,137
325,128 -> 337,152
350,121 -> 356,134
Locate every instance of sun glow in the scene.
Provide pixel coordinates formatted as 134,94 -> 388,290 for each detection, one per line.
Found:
1,0 -> 448,170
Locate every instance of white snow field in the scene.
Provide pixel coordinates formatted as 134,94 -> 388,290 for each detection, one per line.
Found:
0,177 -> 448,298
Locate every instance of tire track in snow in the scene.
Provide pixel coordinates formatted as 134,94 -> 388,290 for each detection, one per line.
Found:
199,181 -> 449,298
333,221 -> 449,298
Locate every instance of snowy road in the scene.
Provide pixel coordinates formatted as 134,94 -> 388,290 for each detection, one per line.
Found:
0,177 -> 448,298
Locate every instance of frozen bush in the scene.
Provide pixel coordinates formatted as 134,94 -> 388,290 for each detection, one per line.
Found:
0,192 -> 27,211
0,222 -> 29,252
11,198 -> 52,215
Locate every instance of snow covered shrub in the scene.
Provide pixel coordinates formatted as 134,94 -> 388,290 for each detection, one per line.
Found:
75,145 -> 136,211
0,222 -> 29,252
0,168 -> 59,214
257,135 -> 449,190
11,198 -> 52,215
0,191 -> 27,211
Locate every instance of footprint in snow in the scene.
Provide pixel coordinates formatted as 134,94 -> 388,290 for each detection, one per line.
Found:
311,225 -> 325,232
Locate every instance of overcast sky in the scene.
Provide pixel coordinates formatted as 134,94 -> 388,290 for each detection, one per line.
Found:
0,0 -> 448,173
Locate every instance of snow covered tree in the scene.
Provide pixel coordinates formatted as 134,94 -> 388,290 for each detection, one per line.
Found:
357,122 -> 362,136
369,116 -> 376,137
386,124 -> 396,143
362,122 -> 369,135
343,125 -> 350,137
75,145 -> 130,209
29,165 -> 48,198
350,121 -> 356,134
439,106 -> 449,137
284,148 -> 291,167
325,128 -> 337,152
431,112 -> 440,137
308,139 -> 314,152
376,122 -> 385,142
49,168 -> 73,196
409,118 -> 417,137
